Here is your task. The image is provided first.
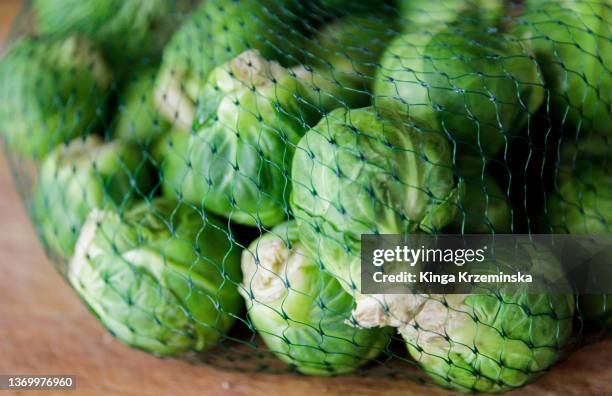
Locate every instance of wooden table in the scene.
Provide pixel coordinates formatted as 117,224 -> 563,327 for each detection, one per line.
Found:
0,1 -> 611,395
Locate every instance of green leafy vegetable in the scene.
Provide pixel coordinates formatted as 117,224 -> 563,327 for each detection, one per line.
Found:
401,242 -> 574,392
399,0 -> 505,29
545,147 -> 611,326
31,136 -> 152,260
154,0 -> 304,131
301,13 -> 398,112
114,66 -> 172,144
68,199 -> 243,356
0,36 -> 110,160
374,23 -> 544,158
240,221 -> 390,375
291,106 -> 458,292
520,0 -> 611,133
33,0 -> 194,64
547,165 -> 611,234
157,50 -> 318,226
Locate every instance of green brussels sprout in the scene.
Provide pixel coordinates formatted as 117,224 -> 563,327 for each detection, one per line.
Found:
448,174 -> 512,234
154,0 -> 304,131
400,243 -> 574,393
399,0 -> 505,29
374,23 -> 545,159
114,66 -> 171,144
157,50 -> 318,227
520,0 -> 611,133
240,221 -> 390,375
33,0 -> 194,64
291,106 -> 459,291
0,36 -> 111,160
547,165 -> 611,234
31,136 -> 152,260
543,132 -> 610,233
545,160 -> 611,326
301,14 -> 398,112
68,199 -> 243,356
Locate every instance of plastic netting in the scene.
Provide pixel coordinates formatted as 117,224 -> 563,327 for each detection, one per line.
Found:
0,0 -> 610,393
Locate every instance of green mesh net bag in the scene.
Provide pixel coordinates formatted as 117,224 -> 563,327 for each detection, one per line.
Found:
0,0 -> 610,393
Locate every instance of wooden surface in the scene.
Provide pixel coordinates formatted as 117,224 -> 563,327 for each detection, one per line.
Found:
1,2 -> 611,395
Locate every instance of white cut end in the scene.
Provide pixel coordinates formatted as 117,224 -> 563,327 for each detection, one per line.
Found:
68,209 -> 109,283
226,50 -> 287,90
350,293 -> 429,328
241,237 -> 291,303
398,294 -> 471,347
57,36 -> 112,89
57,135 -> 103,165
240,230 -> 311,304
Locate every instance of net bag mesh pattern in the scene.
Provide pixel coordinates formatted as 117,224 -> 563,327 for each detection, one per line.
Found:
0,0 -> 610,393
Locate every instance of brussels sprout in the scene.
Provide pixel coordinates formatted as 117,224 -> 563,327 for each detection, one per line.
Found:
545,160 -> 611,325
0,36 -> 110,160
547,165 -> 611,234
399,0 -> 505,29
520,0 -> 611,133
301,14 -> 398,112
400,243 -> 574,393
374,23 -> 545,158
31,136 -> 152,260
33,0 -> 193,64
157,50 -> 318,227
68,199 -> 243,356
448,174 -> 512,234
154,0 -> 304,131
543,131 -> 610,234
291,106 -> 459,291
114,66 -> 171,144
240,221 -> 390,375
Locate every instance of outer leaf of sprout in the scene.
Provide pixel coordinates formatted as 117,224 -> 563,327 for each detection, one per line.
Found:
114,66 -> 172,144
0,36 -> 110,160
545,159 -> 611,326
374,23 -> 544,158
291,106 -> 458,293
400,243 -> 574,393
33,0 -> 194,64
547,165 -> 611,234
68,199 -> 243,356
157,50 -> 319,227
399,0 -> 505,29
154,0 -> 305,130
520,0 -> 611,133
31,136 -> 152,260
240,221 -> 390,375
300,14 -> 398,112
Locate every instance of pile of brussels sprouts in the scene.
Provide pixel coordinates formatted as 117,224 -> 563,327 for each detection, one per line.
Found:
0,0 -> 609,393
